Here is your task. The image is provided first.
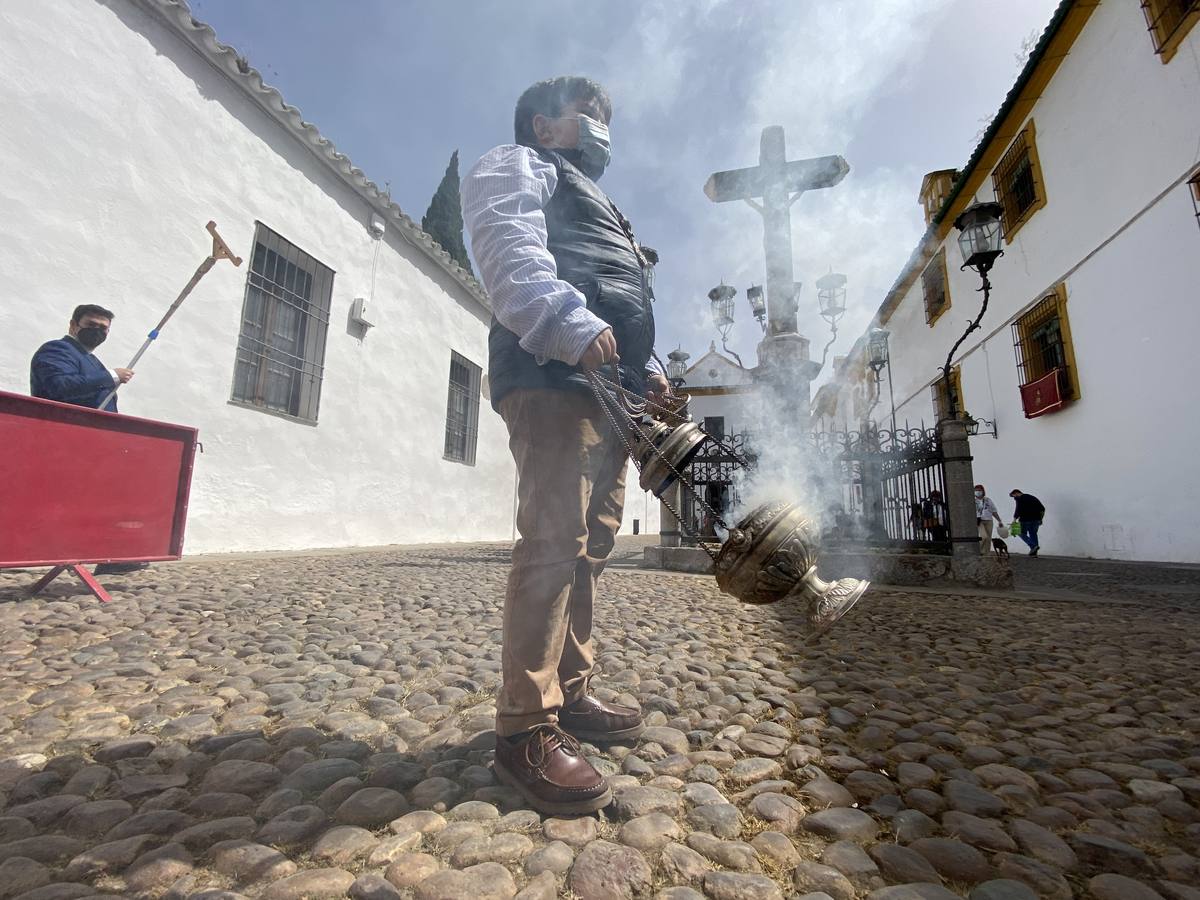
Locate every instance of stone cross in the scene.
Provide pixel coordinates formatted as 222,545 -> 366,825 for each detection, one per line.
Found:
704,126 -> 848,337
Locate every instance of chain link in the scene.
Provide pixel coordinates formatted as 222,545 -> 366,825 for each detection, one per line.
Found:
584,371 -> 729,560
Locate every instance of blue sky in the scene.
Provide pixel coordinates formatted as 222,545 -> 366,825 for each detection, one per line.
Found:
190,0 -> 1059,381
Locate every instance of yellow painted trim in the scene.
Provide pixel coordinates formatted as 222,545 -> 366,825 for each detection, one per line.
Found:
923,249 -> 953,327
936,2 -> 1099,243
1014,282 -> 1080,402
995,119 -> 1049,242
679,384 -> 756,397
1054,283 -> 1082,401
934,365 -> 964,420
1154,3 -> 1200,63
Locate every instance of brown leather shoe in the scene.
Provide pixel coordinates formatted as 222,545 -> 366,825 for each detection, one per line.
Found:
559,694 -> 644,743
493,725 -> 612,815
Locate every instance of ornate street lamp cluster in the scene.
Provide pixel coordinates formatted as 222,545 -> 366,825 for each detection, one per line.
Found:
706,274 -> 847,372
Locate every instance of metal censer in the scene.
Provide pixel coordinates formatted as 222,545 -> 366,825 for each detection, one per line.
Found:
713,500 -> 869,641
585,372 -> 869,639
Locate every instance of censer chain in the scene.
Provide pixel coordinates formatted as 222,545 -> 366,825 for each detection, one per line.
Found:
588,369 -> 757,469
584,372 -> 726,561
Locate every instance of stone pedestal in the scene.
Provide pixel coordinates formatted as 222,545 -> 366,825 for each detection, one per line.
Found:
756,333 -> 822,433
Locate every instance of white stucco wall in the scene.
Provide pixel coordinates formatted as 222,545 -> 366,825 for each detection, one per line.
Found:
0,0 -> 656,553
839,0 -> 1200,561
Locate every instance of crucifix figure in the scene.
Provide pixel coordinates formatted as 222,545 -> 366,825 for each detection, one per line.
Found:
705,126 -> 849,428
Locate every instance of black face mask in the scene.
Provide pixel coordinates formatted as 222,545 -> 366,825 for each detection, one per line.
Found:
75,326 -> 108,350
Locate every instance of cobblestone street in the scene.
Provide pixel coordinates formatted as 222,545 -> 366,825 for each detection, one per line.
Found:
0,541 -> 1197,900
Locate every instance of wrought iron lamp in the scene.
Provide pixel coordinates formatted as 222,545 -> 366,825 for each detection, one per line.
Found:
940,201 -> 1005,420
815,271 -> 848,371
666,348 -> 690,388
746,285 -> 766,332
865,328 -> 897,432
708,282 -> 745,367
962,414 -> 998,439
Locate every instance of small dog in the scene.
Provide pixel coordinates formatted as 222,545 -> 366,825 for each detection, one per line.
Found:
991,537 -> 1010,560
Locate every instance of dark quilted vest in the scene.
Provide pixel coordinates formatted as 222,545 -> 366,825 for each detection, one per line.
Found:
487,149 -> 654,410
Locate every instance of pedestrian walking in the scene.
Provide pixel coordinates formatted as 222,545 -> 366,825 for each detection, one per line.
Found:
1009,489 -> 1046,557
975,484 -> 1004,554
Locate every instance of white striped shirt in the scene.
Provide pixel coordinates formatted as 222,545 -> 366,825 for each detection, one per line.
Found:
461,144 -> 662,375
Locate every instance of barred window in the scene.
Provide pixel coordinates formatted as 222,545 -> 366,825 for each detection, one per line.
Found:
231,224 -> 333,423
444,352 -> 482,465
930,366 -> 963,422
922,249 -> 950,325
1141,0 -> 1200,61
992,122 -> 1046,239
1012,285 -> 1079,400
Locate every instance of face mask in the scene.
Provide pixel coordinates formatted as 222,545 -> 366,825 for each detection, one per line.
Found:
76,326 -> 108,350
975,490 -> 984,498
575,114 -> 611,180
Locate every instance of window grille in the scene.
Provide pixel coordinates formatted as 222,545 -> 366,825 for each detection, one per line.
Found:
922,250 -> 949,325
444,351 -> 482,465
992,125 -> 1043,236
1190,171 -> 1200,232
703,416 -> 726,440
1012,290 -> 1076,399
930,367 -> 963,421
231,224 -> 333,423
1141,0 -> 1200,55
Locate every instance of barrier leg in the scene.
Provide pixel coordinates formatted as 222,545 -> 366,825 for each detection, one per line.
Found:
71,565 -> 113,603
26,566 -> 67,597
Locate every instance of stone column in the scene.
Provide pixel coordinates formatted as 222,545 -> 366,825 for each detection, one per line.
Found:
659,480 -> 682,548
938,418 -> 979,558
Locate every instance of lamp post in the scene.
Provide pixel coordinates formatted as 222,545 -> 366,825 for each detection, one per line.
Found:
746,285 -> 766,332
708,282 -> 746,368
666,348 -> 690,389
867,328 -> 897,434
816,271 -> 848,371
962,415 -> 998,439
941,201 -> 1005,419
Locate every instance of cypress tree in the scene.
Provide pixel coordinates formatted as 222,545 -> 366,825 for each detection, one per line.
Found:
421,150 -> 473,275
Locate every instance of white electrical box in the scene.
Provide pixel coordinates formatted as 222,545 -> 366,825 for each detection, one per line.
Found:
350,297 -> 374,329
369,213 -> 386,238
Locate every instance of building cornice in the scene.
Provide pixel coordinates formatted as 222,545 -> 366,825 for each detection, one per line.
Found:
874,0 -> 1098,328
137,0 -> 491,314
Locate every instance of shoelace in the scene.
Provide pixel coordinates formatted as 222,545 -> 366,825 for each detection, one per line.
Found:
524,724 -> 582,769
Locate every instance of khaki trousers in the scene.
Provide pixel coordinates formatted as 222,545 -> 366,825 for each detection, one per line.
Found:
496,388 -> 628,737
979,518 -> 994,553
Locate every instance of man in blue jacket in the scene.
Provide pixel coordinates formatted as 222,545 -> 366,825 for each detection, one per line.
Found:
31,304 -> 145,575
31,304 -> 134,412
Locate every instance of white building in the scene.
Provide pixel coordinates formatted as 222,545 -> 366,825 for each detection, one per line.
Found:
816,0 -> 1200,562
676,342 -> 755,439
0,0 -> 656,554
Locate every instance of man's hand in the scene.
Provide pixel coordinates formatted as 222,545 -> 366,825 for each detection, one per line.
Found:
579,329 -> 618,372
115,368 -> 135,384
645,372 -> 670,406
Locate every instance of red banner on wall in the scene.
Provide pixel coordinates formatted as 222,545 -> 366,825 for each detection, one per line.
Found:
1020,369 -> 1065,418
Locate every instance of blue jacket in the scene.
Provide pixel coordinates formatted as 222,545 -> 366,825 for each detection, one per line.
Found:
30,336 -> 119,412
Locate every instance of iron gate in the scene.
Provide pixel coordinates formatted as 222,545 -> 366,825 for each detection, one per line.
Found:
681,431 -> 754,543
811,426 -> 949,551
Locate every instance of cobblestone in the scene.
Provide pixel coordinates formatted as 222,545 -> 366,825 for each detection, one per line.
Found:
0,540 -> 1197,898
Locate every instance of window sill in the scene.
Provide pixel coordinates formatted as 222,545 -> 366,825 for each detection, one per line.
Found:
925,303 -> 951,328
228,399 -> 318,427
442,455 -> 477,467
1157,9 -> 1200,63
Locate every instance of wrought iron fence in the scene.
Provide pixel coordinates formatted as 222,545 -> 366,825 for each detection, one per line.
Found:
680,431 -> 755,543
811,426 -> 950,552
